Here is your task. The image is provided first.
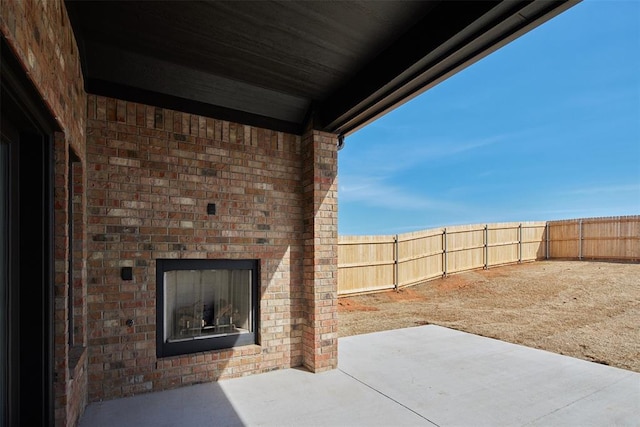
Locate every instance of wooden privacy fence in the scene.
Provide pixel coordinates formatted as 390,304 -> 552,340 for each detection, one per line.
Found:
547,216 -> 640,260
338,216 -> 639,296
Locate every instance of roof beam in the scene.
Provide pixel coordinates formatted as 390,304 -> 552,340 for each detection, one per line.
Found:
317,0 -> 578,136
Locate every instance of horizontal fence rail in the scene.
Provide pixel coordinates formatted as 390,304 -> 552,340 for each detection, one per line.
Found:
338,216 -> 639,296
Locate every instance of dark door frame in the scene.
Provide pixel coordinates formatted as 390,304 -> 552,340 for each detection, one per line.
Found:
1,37 -> 59,427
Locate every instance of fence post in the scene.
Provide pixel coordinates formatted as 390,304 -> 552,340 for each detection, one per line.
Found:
518,223 -> 522,263
546,223 -> 550,260
442,228 -> 447,277
578,219 -> 583,260
394,234 -> 399,291
484,225 -> 488,269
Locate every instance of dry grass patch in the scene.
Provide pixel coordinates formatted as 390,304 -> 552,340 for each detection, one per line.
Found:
338,260 -> 640,372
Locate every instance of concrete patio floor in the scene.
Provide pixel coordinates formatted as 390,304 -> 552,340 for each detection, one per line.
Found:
79,325 -> 639,426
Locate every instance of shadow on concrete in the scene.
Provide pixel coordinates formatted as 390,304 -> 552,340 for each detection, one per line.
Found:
79,381 -> 245,427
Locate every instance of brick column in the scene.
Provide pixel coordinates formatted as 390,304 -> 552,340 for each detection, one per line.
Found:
301,129 -> 338,372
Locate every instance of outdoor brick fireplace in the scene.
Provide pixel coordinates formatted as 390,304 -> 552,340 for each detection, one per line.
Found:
0,70 -> 339,417
80,95 -> 338,402
156,259 -> 259,357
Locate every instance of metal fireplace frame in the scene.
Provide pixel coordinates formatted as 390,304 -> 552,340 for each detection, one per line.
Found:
156,258 -> 259,358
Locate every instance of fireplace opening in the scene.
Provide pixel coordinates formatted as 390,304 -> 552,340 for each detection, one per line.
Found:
156,259 -> 259,357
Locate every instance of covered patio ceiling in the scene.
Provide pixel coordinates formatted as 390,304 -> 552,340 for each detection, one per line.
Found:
66,0 -> 578,136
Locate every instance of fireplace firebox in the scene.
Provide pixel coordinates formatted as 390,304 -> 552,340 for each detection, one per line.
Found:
156,259 -> 259,357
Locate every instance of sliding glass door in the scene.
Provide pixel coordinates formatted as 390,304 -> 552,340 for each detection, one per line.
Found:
2,39 -> 57,426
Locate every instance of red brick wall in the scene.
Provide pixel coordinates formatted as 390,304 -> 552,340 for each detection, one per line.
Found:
301,130 -> 339,372
85,95 -> 337,400
1,1 -> 88,426
0,0 -> 86,148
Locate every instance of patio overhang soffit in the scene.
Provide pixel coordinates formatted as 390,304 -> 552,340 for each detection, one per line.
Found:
66,0 -> 579,137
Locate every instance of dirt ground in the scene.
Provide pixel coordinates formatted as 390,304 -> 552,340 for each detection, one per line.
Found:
338,260 -> 640,373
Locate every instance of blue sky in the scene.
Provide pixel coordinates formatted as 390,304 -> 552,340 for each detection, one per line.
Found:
338,0 -> 640,236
